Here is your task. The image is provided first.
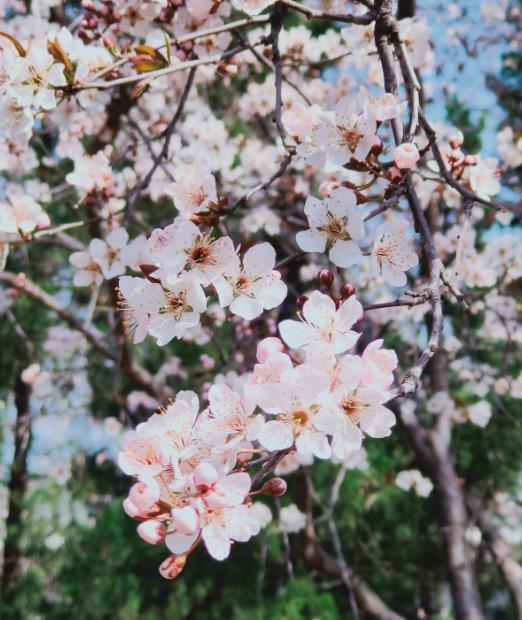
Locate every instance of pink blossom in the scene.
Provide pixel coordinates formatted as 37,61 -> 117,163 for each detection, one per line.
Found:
279,291 -> 362,354
137,520 -> 166,544
393,142 -> 420,169
123,482 -> 161,519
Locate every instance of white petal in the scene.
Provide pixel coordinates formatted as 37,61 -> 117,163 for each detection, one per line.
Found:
243,242 -> 276,278
202,523 -> 230,561
296,429 -> 331,459
258,420 -> 294,451
279,319 -> 314,349
165,530 -> 198,555
230,295 -> 263,320
296,229 -> 327,253
329,239 -> 363,268
303,195 -> 328,228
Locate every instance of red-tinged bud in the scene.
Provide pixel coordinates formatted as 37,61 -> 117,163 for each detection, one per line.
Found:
193,462 -> 218,492
259,477 -> 287,497
318,268 -> 334,288
386,166 -> 403,182
370,135 -> 384,155
137,520 -> 166,544
449,131 -> 464,149
340,282 -> 356,299
159,554 -> 187,579
296,295 -> 308,311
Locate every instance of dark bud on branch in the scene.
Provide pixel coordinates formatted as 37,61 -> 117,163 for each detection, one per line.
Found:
259,477 -> 287,497
318,268 -> 334,288
296,295 -> 308,312
340,282 -> 356,299
159,554 -> 187,579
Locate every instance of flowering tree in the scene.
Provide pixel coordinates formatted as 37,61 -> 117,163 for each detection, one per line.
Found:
1,0 -> 522,618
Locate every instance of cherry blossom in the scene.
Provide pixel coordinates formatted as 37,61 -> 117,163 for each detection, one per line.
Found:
296,187 -> 365,268
279,291 -> 362,354
165,163 -> 218,218
147,275 -> 207,345
8,44 -> 66,111
370,219 -> 418,286
395,469 -> 433,497
89,228 -> 129,279
213,243 -> 287,320
255,365 -> 332,458
0,191 -> 50,236
311,96 -> 378,166
159,219 -> 237,285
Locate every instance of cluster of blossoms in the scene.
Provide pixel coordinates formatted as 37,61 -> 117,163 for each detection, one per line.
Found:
119,290 -> 398,575
1,0 -> 521,605
107,216 -> 287,344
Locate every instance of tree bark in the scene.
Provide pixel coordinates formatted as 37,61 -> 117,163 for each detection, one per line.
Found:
397,0 -> 415,19
469,499 -> 522,618
0,370 -> 32,597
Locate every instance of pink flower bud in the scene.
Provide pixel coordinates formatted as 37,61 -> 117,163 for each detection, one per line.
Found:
318,269 -> 334,288
393,143 -> 420,170
256,337 -> 284,363
193,462 -> 218,491
123,482 -> 160,519
171,506 -> 200,535
387,166 -> 403,181
199,354 -> 215,371
137,520 -> 165,545
370,135 -> 384,155
260,477 -> 287,497
340,282 -> 356,299
296,295 -> 308,312
449,131 -> 464,149
159,554 -> 187,579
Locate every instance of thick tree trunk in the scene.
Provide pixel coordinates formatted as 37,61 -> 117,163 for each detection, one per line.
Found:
397,0 -> 415,19
0,370 -> 32,597
470,500 -> 522,618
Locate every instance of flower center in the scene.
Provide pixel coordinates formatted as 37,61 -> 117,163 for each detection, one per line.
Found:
291,409 -> 309,426
338,126 -> 361,151
159,291 -> 186,318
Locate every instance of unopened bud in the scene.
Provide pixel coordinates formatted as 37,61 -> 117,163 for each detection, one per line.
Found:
318,269 -> 334,288
193,462 -> 218,491
159,554 -> 187,579
370,135 -> 384,155
137,520 -> 165,545
340,282 -> 356,299
260,477 -> 287,497
296,295 -> 308,311
386,166 -> 403,182
449,131 -> 464,149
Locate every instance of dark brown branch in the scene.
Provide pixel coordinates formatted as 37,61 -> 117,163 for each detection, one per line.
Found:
0,272 -> 169,399
0,368 -> 32,598
123,67 -> 197,223
468,498 -> 522,617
